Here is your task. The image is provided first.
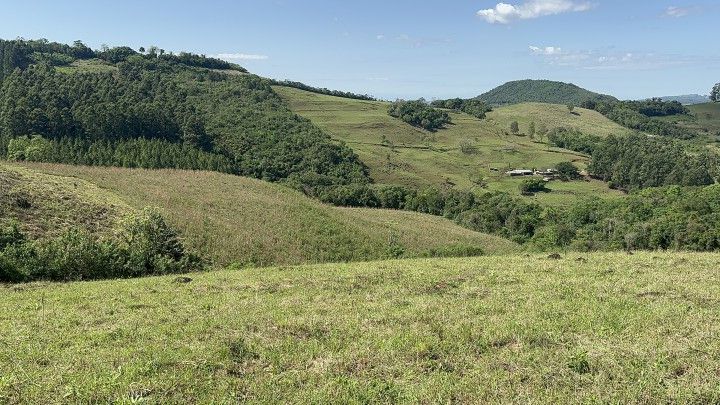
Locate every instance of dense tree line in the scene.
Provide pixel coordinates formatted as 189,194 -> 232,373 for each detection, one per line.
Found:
388,100 -> 451,131
4,135 -> 235,173
548,129 -> 714,190
0,209 -> 201,282
582,99 -> 696,139
430,98 -> 492,119
624,98 -> 688,117
588,134 -> 714,190
269,79 -> 375,100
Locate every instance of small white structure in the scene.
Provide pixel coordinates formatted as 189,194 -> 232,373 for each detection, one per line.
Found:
505,169 -> 534,176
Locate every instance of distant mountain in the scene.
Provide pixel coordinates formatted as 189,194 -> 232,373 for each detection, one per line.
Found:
655,94 -> 709,105
476,79 -> 617,106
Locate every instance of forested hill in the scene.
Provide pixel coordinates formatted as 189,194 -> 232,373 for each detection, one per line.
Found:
477,79 -> 617,106
0,38 -> 369,191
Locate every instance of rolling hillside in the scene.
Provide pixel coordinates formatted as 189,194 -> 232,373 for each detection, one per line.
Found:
656,102 -> 720,147
476,79 -> 617,106
0,163 -> 132,238
20,162 -> 518,266
3,252 -> 720,403
275,86 -> 626,205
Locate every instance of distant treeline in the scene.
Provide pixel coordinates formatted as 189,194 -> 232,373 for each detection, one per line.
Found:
430,98 -> 492,119
0,38 -> 245,80
269,79 -> 376,101
581,98 -> 696,139
310,181 -> 720,252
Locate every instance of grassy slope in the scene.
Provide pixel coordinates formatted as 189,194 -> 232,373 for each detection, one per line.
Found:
2,252 -> 720,403
655,103 -> 720,152
20,162 -> 517,266
0,162 -> 132,238
275,86 -> 626,206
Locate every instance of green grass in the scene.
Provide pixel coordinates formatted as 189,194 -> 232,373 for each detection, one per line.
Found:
2,252 -> 720,403
275,86 -> 625,205
0,162 -> 132,238
55,58 -> 118,74
485,102 -> 636,139
19,162 -> 518,266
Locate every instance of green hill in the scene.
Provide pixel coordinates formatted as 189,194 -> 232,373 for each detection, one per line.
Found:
657,94 -> 709,105
476,79 -> 617,106
21,162 -> 518,266
0,38 -> 370,193
3,252 -> 720,403
275,86 -> 625,206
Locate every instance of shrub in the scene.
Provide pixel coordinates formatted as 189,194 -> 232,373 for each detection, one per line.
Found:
0,209 -> 202,283
519,178 -> 548,195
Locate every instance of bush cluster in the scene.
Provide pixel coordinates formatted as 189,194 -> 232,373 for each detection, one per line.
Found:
0,209 -> 202,282
388,100 -> 451,131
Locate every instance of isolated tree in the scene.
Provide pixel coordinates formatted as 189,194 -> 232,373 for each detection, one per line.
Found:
567,104 -> 575,113
510,121 -> 519,135
711,83 -> 720,102
537,123 -> 548,142
528,121 -> 536,139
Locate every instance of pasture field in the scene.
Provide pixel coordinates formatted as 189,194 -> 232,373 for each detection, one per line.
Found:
275,86 -> 625,205
20,162 -> 518,266
2,252 -> 719,403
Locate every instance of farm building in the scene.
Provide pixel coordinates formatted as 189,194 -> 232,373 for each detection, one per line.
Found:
505,169 -> 534,176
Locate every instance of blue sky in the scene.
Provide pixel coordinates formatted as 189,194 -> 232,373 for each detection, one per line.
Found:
1,0 -> 717,100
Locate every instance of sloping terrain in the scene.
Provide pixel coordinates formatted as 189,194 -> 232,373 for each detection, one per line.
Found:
476,79 -> 617,106
2,252 -> 719,403
22,162 -> 518,266
0,162 -> 132,238
275,86 -> 625,205
657,102 -> 720,148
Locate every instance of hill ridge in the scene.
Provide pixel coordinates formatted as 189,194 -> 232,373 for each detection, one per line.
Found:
477,79 -> 617,106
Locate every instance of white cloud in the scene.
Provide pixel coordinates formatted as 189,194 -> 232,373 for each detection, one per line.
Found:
529,45 -> 563,55
376,34 -> 385,40
214,53 -> 268,61
528,45 -> 713,70
477,0 -> 593,24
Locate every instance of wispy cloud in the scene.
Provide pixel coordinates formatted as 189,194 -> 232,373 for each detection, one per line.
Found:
528,45 -> 716,70
376,34 -> 385,40
477,0 -> 593,24
214,53 -> 269,61
529,45 -> 563,55
663,6 -> 695,18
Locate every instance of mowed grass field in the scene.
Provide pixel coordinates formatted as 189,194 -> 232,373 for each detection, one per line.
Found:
2,252 -> 720,403
274,86 -> 625,205
20,162 -> 518,266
